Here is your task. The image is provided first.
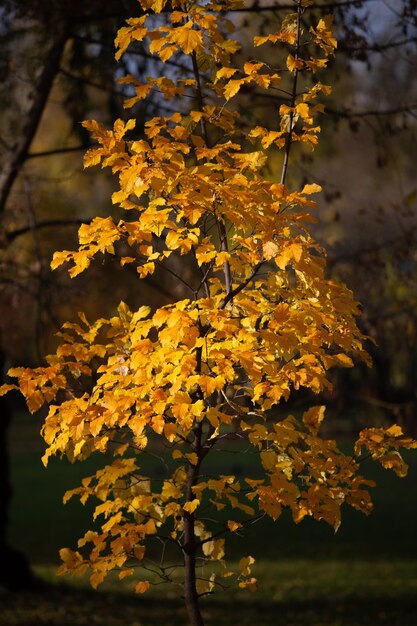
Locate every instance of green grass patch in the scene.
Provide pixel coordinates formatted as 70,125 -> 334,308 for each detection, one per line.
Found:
4,409 -> 417,625
1,559 -> 416,625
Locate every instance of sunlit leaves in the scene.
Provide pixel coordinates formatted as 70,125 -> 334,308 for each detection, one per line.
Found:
169,21 -> 203,55
58,547 -> 88,577
302,405 -> 326,433
1,0 -> 416,605
311,15 -> 338,56
114,17 -> 148,61
237,555 -> 257,590
135,581 -> 151,594
355,425 -> 417,477
183,498 -> 200,514
254,13 -> 298,47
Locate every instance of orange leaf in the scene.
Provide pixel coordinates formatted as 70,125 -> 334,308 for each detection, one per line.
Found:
135,581 -> 150,594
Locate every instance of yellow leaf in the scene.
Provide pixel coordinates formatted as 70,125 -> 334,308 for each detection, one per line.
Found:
302,183 -> 322,195
90,571 -> 106,589
198,374 -> 225,396
224,78 -> 244,101
275,246 -> 293,270
289,243 -> 303,263
135,581 -> 150,594
243,61 -> 263,74
216,67 -> 238,80
333,353 -> 354,368
183,499 -> 200,514
115,17 -> 148,61
158,44 -> 177,62
162,480 -> 182,499
83,148 -> 102,168
51,250 -> 72,270
164,423 -> 177,442
314,15 -> 337,52
185,452 -> 198,466
286,54 -> 303,73
260,450 -> 276,472
386,424 -> 403,437
0,384 -> 18,396
380,451 -> 408,477
293,504 -> 310,524
170,22 -> 203,55
119,568 -> 134,580
238,577 -> 257,591
262,240 -> 279,260
58,548 -> 87,575
202,538 -> 225,560
171,10 -> 186,23
303,406 -> 325,431
134,546 -> 145,561
239,555 -> 255,576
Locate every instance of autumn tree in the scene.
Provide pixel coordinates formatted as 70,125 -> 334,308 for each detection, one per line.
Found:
2,0 -> 417,624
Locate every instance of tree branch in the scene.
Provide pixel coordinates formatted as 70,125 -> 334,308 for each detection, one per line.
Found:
326,103 -> 417,118
339,36 -> 417,55
26,145 -> 89,160
5,219 -> 89,243
219,260 -> 266,310
229,0 -> 378,12
280,0 -> 303,187
257,90 -> 417,119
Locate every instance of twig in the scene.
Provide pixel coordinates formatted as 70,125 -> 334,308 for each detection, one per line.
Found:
219,260 -> 266,310
280,0 -> 303,186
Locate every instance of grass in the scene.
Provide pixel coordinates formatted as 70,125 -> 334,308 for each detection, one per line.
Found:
1,559 -> 417,626
3,408 -> 417,625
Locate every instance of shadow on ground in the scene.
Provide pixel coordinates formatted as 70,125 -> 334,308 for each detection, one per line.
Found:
1,580 -> 417,626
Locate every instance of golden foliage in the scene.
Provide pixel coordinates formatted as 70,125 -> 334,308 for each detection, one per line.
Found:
2,0 -> 416,600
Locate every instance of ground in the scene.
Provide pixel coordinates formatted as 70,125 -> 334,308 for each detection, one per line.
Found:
2,409 -> 417,625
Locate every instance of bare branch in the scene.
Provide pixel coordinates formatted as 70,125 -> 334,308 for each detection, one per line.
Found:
280,0 -> 303,186
5,219 -> 89,243
339,36 -> 417,55
219,260 -> 266,310
326,103 -> 417,118
229,0 -> 378,12
26,145 -> 89,160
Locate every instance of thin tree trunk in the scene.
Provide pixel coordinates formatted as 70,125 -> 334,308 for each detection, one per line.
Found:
183,460 -> 204,626
184,514 -> 204,626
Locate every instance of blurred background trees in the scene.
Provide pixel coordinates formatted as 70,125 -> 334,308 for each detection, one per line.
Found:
0,0 -> 416,587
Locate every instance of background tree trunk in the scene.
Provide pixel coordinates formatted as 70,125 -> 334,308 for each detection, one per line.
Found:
0,24 -> 69,591
0,351 -> 36,590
